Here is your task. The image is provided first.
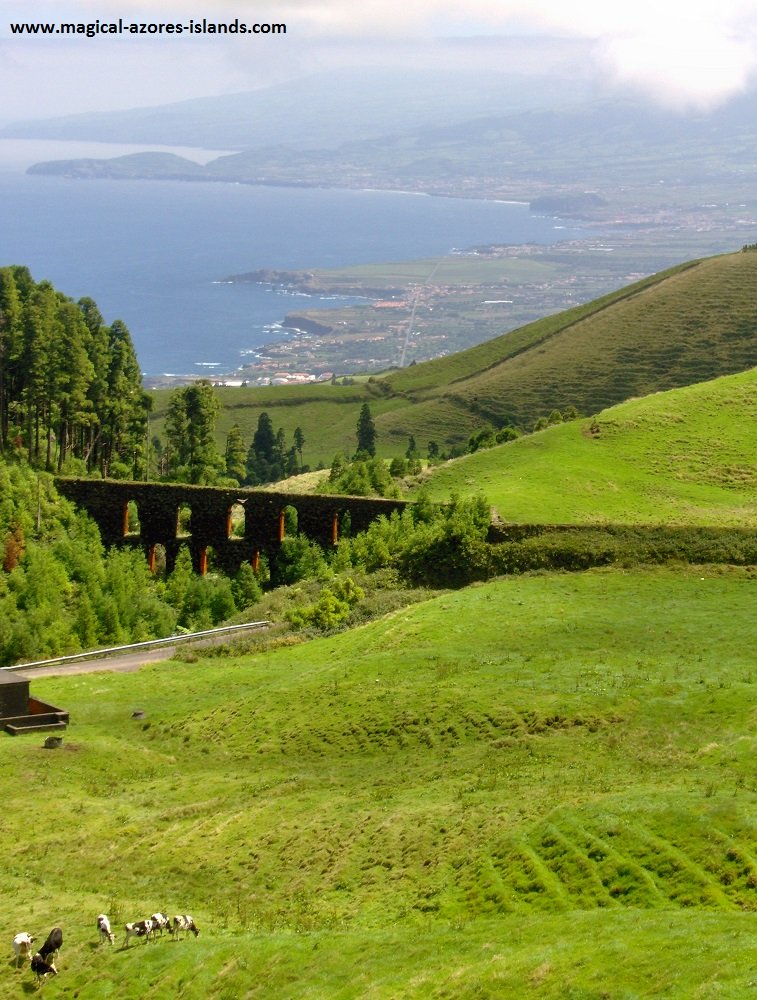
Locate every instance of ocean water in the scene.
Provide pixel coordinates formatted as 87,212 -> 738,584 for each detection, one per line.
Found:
0,140 -> 584,375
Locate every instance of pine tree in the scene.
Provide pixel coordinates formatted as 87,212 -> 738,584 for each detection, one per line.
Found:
232,562 -> 262,610
355,403 -> 376,457
0,267 -> 22,454
225,424 -> 247,483
246,411 -> 277,484
183,381 -> 222,484
293,426 -> 305,467
165,381 -> 222,484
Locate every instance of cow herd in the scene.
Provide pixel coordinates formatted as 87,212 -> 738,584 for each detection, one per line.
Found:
12,912 -> 200,984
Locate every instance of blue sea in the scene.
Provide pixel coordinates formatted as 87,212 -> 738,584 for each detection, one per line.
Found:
0,139 -> 585,376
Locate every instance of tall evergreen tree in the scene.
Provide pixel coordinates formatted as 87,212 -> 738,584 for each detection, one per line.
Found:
183,381 -> 222,484
355,403 -> 377,457
164,380 -> 222,484
246,411 -> 278,484
293,426 -> 305,467
0,269 -> 149,474
0,267 -> 22,454
225,423 -> 247,483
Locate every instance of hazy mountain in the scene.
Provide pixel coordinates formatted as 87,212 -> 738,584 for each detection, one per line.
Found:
25,88 -> 757,218
0,66 -> 593,151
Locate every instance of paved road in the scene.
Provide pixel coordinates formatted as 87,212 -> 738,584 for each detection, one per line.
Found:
20,631 -> 267,679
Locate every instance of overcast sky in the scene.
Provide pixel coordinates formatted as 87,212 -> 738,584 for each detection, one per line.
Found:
2,0 -> 757,120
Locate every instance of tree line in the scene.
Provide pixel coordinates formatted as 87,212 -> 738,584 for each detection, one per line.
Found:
0,266 -> 150,476
160,393 -> 383,488
160,384 -> 309,486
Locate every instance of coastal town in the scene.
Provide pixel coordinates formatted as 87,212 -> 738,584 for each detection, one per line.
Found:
145,216 -> 757,391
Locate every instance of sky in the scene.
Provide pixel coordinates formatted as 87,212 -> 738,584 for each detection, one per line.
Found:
2,0 -> 757,121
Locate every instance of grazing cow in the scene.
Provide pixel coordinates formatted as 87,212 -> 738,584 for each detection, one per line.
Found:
38,927 -> 63,964
12,932 -> 35,966
172,915 -> 200,940
96,914 -> 115,945
123,919 -> 154,946
30,952 -> 58,981
150,912 -> 171,936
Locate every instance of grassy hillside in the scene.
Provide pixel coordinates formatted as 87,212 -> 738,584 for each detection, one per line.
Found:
150,250 -> 757,461
414,368 -> 757,526
375,251 -> 757,445
1,565 -> 754,997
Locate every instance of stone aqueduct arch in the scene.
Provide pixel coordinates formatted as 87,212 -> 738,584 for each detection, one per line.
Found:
55,479 -> 408,575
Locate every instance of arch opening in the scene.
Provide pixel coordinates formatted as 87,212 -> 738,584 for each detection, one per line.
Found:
148,543 -> 167,576
279,504 -> 298,541
227,502 -> 246,539
176,504 -> 192,538
123,499 -> 141,537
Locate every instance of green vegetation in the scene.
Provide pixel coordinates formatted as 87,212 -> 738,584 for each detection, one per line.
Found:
245,411 -> 302,486
0,266 -> 149,476
414,368 -> 757,527
378,253 -> 756,433
164,380 -> 223,484
1,566 -> 754,996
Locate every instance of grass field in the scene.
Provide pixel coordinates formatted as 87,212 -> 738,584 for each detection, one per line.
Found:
1,565 -> 754,997
414,368 -> 757,526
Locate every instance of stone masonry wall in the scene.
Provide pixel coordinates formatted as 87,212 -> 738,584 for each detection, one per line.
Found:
55,478 -> 408,575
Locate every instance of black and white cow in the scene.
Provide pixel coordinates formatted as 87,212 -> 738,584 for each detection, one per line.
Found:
12,932 -> 35,966
172,915 -> 200,940
30,952 -> 58,981
38,927 -> 63,964
150,912 -> 171,937
96,914 -> 115,945
124,919 -> 154,946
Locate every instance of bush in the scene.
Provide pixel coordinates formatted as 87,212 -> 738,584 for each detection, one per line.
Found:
271,534 -> 330,587
286,577 -> 365,632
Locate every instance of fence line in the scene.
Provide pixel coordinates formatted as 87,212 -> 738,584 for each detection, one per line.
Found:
1,621 -> 271,673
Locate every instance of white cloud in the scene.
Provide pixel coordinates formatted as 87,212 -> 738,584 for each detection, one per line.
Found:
1,0 -> 756,116
282,0 -> 757,107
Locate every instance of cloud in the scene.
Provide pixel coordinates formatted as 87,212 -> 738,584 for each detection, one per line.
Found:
1,0 -> 756,116
279,0 -> 757,108
257,0 -> 754,108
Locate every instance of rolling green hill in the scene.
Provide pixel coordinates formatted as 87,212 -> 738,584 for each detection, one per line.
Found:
156,250 -> 757,466
414,367 -> 757,526
376,251 -> 757,445
1,565 -> 754,996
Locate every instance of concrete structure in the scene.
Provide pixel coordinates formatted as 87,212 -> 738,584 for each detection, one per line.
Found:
0,672 -> 69,735
55,478 -> 408,576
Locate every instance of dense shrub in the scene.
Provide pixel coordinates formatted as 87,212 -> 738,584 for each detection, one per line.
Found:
286,577 -> 365,631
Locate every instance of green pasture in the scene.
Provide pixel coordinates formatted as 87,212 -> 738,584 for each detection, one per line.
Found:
415,368 -> 757,526
1,565 -> 754,997
307,254 -> 558,288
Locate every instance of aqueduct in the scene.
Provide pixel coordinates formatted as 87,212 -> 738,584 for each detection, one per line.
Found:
55,478 -> 408,575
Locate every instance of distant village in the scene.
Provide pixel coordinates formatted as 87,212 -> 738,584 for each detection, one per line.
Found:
210,369 -> 335,388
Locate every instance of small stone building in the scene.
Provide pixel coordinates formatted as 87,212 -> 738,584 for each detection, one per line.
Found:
0,672 -> 68,735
